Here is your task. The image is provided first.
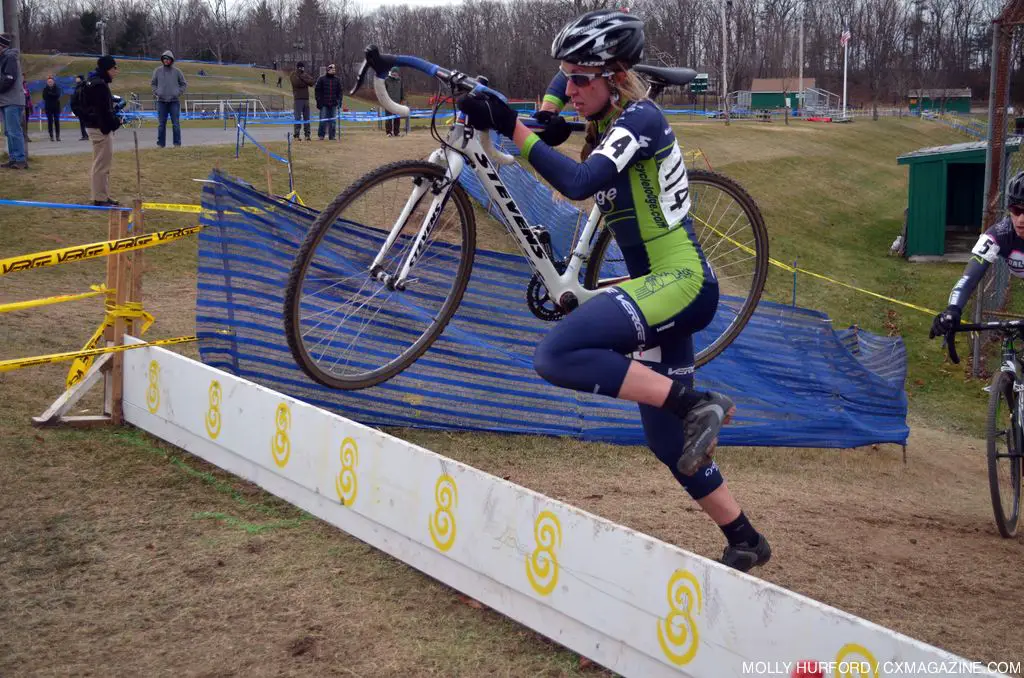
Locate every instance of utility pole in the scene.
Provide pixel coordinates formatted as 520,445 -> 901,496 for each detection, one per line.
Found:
2,0 -> 20,49
97,20 -> 107,55
798,0 -> 804,115
721,0 -> 731,125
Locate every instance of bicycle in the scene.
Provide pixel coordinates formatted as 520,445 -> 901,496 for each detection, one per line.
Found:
283,46 -> 770,391
944,322 -> 1024,537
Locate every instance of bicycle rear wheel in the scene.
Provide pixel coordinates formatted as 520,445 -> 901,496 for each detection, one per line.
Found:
986,370 -> 1023,537
583,169 -> 769,367
284,160 -> 476,390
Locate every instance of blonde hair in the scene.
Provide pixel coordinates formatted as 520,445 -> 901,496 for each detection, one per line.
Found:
581,68 -> 649,160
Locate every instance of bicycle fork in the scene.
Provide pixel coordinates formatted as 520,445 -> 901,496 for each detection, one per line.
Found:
368,150 -> 465,291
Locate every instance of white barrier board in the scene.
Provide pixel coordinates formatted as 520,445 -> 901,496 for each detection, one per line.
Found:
122,340 -> 1005,678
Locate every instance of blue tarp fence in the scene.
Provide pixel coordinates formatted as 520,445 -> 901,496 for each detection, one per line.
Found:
194,169 -> 909,448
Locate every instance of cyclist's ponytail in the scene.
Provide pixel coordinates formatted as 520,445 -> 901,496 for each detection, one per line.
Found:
580,67 -> 650,161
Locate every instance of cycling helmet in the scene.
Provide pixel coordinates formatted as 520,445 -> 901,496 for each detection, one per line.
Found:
551,10 -> 645,68
1008,170 -> 1024,207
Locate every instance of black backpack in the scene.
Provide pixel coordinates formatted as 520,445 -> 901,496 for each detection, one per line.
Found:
69,78 -> 92,120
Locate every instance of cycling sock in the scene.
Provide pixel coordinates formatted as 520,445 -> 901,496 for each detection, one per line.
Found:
720,512 -> 759,547
662,379 -> 704,416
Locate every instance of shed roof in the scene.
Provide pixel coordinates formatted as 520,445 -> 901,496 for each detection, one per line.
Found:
897,137 -> 1021,164
751,77 -> 815,92
907,88 -> 972,99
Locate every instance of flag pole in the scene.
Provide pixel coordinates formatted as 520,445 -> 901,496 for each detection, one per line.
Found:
842,29 -> 849,118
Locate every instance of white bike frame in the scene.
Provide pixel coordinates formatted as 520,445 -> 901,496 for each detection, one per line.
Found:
364,74 -> 616,309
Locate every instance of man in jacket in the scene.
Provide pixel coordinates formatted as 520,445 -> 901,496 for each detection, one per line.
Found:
290,61 -> 314,141
314,64 -> 343,141
81,55 -> 121,205
42,75 -> 63,142
0,33 -> 27,169
151,50 -> 187,147
384,67 -> 404,137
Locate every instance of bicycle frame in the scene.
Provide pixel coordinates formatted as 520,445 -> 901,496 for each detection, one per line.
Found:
369,121 -> 605,311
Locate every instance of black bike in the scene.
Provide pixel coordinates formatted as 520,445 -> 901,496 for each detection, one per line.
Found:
944,321 -> 1024,537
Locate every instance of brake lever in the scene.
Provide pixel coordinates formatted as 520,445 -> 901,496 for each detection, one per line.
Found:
350,58 -> 369,96
944,328 -> 960,364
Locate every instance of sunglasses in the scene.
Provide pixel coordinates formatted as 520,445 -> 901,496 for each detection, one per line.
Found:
1010,205 -> 1024,217
559,66 -> 613,88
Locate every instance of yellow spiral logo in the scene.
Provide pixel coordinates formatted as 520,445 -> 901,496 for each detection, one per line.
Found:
656,569 -> 702,666
835,644 -> 878,678
205,380 -> 222,439
428,474 -> 458,552
270,403 -> 291,467
145,360 -> 160,414
525,510 -> 562,596
334,437 -> 358,506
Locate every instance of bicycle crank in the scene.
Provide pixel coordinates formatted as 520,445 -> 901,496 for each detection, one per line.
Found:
526,274 -> 569,321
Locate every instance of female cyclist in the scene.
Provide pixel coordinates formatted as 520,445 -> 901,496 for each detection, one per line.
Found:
456,10 -> 771,572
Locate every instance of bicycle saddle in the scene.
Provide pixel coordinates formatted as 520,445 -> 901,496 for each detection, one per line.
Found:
634,65 -> 698,87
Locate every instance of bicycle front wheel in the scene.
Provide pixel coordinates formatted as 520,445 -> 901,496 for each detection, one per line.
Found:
583,169 -> 769,367
987,370 -> 1023,537
284,160 -> 476,390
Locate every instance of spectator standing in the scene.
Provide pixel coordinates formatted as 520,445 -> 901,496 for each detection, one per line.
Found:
314,64 -> 343,140
151,50 -> 187,148
22,80 -> 31,143
276,75 -> 282,88
81,55 -> 121,205
42,76 -> 62,142
0,33 -> 27,169
384,67 -> 404,137
74,75 -> 89,140
290,61 -> 314,141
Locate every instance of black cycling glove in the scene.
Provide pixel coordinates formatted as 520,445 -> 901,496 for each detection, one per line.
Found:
456,92 -> 519,139
532,110 -> 572,147
929,305 -> 962,339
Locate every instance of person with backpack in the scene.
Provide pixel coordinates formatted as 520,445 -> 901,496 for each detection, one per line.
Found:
42,75 -> 63,142
0,33 -> 27,169
314,63 -> 342,140
151,50 -> 187,148
75,55 -> 121,206
73,75 -> 89,140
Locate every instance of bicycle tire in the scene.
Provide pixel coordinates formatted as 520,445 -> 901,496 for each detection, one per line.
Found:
583,169 -> 769,367
284,160 -> 476,390
986,369 -> 1023,537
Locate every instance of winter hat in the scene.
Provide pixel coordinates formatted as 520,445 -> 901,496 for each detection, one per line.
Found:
97,54 -> 117,72
161,50 -> 175,62
0,33 -> 12,49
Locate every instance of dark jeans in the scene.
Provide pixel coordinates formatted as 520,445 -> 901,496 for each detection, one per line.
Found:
157,100 -> 181,147
386,115 -> 401,136
318,106 -> 337,139
46,109 -> 60,140
79,117 -> 88,139
293,100 -> 311,139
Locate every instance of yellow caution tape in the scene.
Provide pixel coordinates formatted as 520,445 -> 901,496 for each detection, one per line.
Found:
66,301 -> 156,388
282,191 -> 306,206
0,335 -> 198,375
0,225 -> 203,276
691,214 -> 939,317
142,202 -> 204,214
0,284 -> 111,314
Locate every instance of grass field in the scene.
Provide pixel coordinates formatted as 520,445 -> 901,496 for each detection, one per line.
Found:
2,113 -> 1023,676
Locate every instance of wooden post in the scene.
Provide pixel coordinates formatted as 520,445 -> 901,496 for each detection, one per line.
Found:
265,148 -> 273,195
109,209 -> 130,425
131,198 -> 145,335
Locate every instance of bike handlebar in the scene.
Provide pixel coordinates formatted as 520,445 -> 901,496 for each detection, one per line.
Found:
942,319 -> 1024,364
350,44 -> 587,132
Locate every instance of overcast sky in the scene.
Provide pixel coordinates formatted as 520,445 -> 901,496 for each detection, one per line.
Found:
353,0 -> 456,9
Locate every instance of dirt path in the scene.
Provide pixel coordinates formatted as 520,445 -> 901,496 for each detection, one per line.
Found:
1,368 -> 1021,677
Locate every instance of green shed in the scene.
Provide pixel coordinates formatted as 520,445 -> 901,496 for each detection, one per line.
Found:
897,138 -> 1021,259
907,88 -> 972,114
750,91 -> 789,109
